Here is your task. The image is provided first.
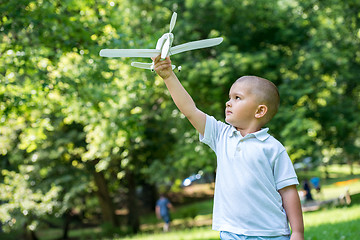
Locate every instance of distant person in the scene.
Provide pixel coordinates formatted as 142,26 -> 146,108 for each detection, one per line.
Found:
155,194 -> 173,232
153,56 -> 304,240
303,179 -> 313,201
310,177 -> 321,193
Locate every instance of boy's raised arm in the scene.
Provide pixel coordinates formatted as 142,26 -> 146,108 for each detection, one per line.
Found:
153,56 -> 206,136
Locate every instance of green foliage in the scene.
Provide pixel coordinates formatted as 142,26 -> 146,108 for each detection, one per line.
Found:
0,170 -> 61,233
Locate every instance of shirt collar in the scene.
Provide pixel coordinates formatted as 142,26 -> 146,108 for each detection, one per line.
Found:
229,126 -> 270,142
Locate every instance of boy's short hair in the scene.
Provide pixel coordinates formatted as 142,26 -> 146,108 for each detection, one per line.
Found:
235,76 -> 280,124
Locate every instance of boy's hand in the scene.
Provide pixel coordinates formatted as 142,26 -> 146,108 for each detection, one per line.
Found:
152,55 -> 175,80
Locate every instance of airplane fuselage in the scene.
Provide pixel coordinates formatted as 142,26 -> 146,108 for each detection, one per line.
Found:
156,33 -> 174,59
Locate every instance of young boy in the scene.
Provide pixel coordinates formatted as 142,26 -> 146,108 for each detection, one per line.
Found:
155,194 -> 173,232
152,55 -> 304,240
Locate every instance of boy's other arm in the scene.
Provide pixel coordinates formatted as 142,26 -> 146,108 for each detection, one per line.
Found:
153,56 -> 206,135
279,185 -> 304,240
167,202 -> 174,211
155,206 -> 161,219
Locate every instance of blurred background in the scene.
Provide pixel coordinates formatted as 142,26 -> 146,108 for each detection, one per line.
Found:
1,0 -> 359,239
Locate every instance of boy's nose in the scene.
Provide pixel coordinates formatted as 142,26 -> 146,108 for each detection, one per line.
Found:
226,100 -> 231,107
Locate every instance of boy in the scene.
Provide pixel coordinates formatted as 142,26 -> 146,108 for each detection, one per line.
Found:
155,194 -> 173,232
152,56 -> 304,240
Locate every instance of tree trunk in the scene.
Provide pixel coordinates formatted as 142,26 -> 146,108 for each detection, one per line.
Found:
140,182 -> 157,212
347,157 -> 354,175
30,230 -> 38,240
90,160 -> 119,227
22,222 -> 39,240
126,170 -> 140,233
62,210 -> 71,239
324,163 -> 330,179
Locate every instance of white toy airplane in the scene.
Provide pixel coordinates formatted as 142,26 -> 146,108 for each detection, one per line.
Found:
99,12 -> 223,71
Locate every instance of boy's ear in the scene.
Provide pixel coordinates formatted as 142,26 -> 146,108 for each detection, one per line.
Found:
255,105 -> 268,119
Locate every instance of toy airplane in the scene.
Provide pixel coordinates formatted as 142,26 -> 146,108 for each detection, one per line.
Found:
99,12 -> 223,71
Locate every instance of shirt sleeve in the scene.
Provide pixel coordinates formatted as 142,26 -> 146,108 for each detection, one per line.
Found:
274,150 -> 299,190
199,115 -> 227,154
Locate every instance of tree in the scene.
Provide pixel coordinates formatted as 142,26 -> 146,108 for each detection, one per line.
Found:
1,0 -> 180,235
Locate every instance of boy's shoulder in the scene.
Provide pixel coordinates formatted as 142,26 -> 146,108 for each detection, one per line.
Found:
262,131 -> 286,148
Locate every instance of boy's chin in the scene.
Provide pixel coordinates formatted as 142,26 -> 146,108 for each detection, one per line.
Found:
225,117 -> 234,126
225,117 -> 230,124
225,118 -> 241,130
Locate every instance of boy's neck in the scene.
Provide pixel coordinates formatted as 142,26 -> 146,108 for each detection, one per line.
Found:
235,124 -> 263,137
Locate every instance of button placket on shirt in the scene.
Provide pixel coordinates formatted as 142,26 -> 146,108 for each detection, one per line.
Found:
233,132 -> 244,157
234,134 -> 255,157
236,139 -> 243,152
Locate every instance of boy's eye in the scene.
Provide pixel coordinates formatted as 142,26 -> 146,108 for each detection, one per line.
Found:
235,96 -> 240,100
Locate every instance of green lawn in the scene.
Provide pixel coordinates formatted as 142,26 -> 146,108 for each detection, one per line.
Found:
122,227 -> 219,240
304,204 -> 360,240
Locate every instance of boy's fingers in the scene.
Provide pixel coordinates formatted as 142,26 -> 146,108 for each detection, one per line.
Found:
153,55 -> 173,75
154,57 -> 171,67
165,57 -> 171,64
152,55 -> 161,62
153,55 -> 171,63
158,58 -> 172,67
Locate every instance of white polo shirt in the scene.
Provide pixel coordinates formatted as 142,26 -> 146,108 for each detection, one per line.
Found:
200,115 -> 299,236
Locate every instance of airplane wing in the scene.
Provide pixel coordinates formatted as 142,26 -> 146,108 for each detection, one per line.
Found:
169,37 -> 223,56
131,62 -> 176,70
99,49 -> 160,58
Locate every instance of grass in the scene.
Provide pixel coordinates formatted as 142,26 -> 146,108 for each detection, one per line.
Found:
304,204 -> 360,240
122,227 -> 219,240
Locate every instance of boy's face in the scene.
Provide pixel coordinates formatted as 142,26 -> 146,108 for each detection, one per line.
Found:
225,81 -> 260,130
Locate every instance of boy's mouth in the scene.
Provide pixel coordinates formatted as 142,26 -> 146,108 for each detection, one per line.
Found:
225,110 -> 232,115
